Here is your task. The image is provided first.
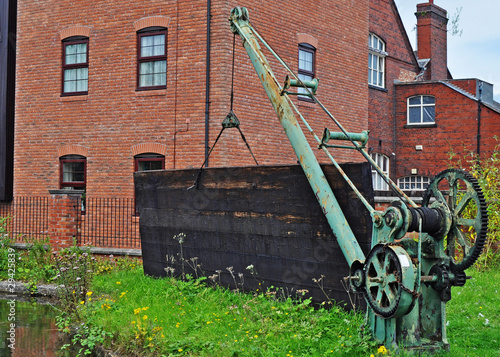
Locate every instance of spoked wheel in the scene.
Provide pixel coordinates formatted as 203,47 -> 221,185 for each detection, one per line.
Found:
364,244 -> 416,318
422,169 -> 488,272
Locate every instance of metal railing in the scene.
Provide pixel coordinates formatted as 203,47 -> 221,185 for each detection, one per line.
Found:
0,196 -> 141,249
0,197 -> 49,242
77,197 -> 141,249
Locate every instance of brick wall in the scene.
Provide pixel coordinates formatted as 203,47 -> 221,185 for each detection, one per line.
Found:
15,0 -> 369,200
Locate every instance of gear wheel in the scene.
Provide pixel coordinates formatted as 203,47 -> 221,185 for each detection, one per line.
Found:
423,169 -> 488,272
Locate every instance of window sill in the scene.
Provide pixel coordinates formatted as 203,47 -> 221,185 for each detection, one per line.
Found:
404,124 -> 437,129
60,95 -> 88,102
368,85 -> 388,92
135,89 -> 167,97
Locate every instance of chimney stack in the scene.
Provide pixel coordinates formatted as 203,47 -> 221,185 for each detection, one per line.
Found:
416,1 -> 448,80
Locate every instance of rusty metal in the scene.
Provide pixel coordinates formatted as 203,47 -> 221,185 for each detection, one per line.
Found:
229,7 -> 488,352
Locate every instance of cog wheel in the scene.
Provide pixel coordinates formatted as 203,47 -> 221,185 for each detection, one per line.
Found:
423,169 -> 488,272
363,244 -> 416,318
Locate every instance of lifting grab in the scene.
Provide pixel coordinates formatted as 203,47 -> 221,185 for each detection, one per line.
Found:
229,7 -> 488,352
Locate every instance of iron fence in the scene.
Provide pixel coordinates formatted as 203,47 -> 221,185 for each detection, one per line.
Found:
77,197 -> 141,249
0,196 -> 141,249
0,197 -> 50,242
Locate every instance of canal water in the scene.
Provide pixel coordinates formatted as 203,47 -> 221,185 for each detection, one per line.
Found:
0,295 -> 62,357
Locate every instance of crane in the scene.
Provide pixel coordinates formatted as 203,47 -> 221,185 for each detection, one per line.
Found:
229,7 -> 488,352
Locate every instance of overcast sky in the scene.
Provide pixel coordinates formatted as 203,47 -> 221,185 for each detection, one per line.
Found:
394,0 -> 500,102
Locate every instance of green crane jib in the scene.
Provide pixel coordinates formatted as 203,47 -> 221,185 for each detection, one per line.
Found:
229,7 -> 488,352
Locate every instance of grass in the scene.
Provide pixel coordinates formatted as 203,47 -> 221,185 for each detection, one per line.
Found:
80,265 -> 500,357
443,268 -> 500,356
87,269 -> 375,356
1,236 -> 498,356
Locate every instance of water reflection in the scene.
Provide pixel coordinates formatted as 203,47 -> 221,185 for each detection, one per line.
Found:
0,294 -> 60,357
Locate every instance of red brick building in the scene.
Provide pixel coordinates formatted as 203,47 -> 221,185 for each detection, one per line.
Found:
13,0 -> 369,200
368,0 -> 500,195
4,0 -> 500,248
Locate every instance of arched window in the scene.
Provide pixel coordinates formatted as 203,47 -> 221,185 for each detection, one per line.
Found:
60,155 -> 86,190
407,95 -> 435,124
137,27 -> 167,90
62,36 -> 89,95
134,153 -> 165,171
368,33 -> 386,88
371,153 -> 389,191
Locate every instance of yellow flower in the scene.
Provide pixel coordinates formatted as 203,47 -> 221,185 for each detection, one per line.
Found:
377,345 -> 388,355
178,348 -> 183,352
134,308 -> 142,314
142,315 -> 148,320
80,301 -> 85,305
86,291 -> 92,296
116,281 -> 121,285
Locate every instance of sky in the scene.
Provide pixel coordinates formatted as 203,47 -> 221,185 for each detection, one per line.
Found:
394,0 -> 500,102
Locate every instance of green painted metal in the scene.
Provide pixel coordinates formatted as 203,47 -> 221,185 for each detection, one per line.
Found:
228,7 -> 488,353
320,128 -> 369,149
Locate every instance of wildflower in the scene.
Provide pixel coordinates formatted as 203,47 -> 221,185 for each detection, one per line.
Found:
86,291 -> 92,296
134,308 -> 142,314
377,345 -> 388,355
80,301 -> 85,305
178,348 -> 183,352
143,315 -> 148,320
116,281 -> 121,285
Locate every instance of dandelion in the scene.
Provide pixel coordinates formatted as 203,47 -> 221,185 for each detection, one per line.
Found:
142,315 -> 148,320
178,348 -> 183,352
80,301 -> 85,305
86,291 -> 92,296
116,281 -> 121,285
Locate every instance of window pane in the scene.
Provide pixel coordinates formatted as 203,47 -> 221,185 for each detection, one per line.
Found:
63,162 -> 85,182
409,107 -> 421,123
140,62 -> 153,75
423,106 -> 435,123
141,35 -> 165,57
409,97 -> 421,105
138,160 -> 163,171
423,96 -> 435,105
299,50 -> 313,72
65,43 -> 87,65
140,73 -> 153,87
297,73 -> 312,96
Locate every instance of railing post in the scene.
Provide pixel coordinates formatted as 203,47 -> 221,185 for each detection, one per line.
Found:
48,190 -> 82,251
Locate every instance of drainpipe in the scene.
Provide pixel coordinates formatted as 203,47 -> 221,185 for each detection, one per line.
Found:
204,0 -> 211,167
477,81 -> 483,156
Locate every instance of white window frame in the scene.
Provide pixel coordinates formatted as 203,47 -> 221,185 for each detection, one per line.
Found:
407,95 -> 436,125
371,153 -> 390,191
368,33 -> 387,88
397,176 -> 430,191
